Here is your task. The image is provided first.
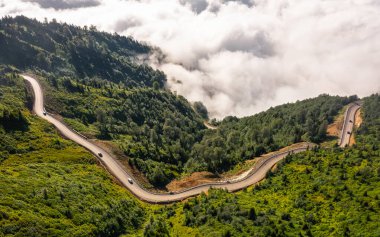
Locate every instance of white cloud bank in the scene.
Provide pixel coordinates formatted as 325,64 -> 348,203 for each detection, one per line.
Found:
1,0 -> 379,118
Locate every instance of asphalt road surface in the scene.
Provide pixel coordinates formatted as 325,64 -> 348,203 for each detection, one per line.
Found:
22,74 -> 359,203
338,102 -> 362,147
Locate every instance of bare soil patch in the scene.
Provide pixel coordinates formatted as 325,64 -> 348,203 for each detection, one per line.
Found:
327,112 -> 345,137
354,109 -> 363,127
349,109 -> 362,146
166,172 -> 220,191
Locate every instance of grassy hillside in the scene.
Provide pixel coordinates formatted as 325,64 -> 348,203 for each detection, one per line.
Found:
0,71 -> 146,237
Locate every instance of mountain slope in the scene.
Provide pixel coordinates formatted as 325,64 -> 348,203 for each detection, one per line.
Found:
0,15 -> 165,88
0,16 -> 362,188
186,95 -> 357,173
0,16 -> 208,186
0,70 -> 378,236
146,94 -> 380,237
0,71 -> 146,236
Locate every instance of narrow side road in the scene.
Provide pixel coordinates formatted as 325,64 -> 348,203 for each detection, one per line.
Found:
22,74 -> 359,203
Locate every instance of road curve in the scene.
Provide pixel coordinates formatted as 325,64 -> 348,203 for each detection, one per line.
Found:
22,74 -> 357,203
203,121 -> 218,130
338,102 -> 362,147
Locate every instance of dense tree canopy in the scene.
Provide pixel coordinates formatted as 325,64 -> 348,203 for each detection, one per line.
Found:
185,95 -> 357,173
148,95 -> 380,236
0,15 -> 165,88
40,74 -> 206,186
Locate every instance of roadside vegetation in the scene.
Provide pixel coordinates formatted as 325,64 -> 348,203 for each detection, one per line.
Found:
38,73 -> 357,186
0,71 -> 146,237
40,75 -> 206,187
146,94 -> 380,237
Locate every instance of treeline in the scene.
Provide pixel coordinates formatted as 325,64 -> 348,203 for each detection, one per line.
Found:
185,95 -> 357,173
0,16 -> 165,88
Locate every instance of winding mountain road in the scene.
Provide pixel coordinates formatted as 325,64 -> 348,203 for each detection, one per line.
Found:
22,74 -> 360,203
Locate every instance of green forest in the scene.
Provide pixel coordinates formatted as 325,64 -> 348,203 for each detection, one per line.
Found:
1,69 -> 378,237
147,94 -> 380,237
185,95 -> 357,173
0,16 -> 359,186
0,16 -> 379,236
0,16 -> 165,88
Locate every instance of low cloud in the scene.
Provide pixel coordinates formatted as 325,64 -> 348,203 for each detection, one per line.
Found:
22,0 -> 100,10
179,0 -> 208,14
1,0 -> 379,118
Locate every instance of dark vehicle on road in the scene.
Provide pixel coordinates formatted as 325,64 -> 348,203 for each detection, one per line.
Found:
43,112 -> 47,116
347,131 -> 351,134
98,153 -> 103,157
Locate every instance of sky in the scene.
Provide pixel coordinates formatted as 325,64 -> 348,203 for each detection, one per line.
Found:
1,0 -> 379,119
